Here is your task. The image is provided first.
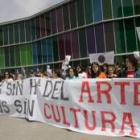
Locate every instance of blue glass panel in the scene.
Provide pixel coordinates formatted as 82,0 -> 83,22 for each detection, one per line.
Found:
47,39 -> 53,62
32,42 -> 38,64
41,39 -> 48,63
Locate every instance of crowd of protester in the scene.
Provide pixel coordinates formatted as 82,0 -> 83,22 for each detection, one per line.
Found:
0,56 -> 140,83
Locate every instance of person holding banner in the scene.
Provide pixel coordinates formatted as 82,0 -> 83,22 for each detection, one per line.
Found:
91,62 -> 106,79
66,67 -> 77,79
107,66 -> 117,78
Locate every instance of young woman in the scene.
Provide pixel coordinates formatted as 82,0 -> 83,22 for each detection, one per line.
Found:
66,68 -> 77,80
107,66 -> 117,78
91,62 -> 106,79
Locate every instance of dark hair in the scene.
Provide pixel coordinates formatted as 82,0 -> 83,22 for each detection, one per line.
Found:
125,56 -> 136,66
52,69 -> 61,78
91,62 -> 102,78
67,67 -> 76,77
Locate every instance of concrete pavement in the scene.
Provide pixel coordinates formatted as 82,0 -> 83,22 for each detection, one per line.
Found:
0,115 -> 136,140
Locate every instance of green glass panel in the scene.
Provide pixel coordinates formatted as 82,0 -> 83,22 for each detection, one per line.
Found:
134,0 -> 140,15
19,22 -> 25,43
3,25 -> 9,45
78,29 -> 87,57
14,23 -> 19,43
114,21 -> 126,53
26,43 -> 32,65
135,17 -> 140,51
102,0 -> 112,20
84,0 -> 93,24
9,46 -> 15,66
25,20 -> 32,42
125,19 -> 137,52
4,47 -> 10,67
9,24 -> 14,44
0,48 -> 5,68
52,36 -> 59,61
77,0 -> 85,26
0,27 -> 3,46
20,44 -> 27,65
15,45 -> 20,66
122,0 -> 133,17
112,0 -> 123,18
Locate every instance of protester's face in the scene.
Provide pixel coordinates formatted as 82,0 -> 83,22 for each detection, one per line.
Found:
92,64 -> 99,73
103,65 -> 107,71
87,66 -> 91,74
125,58 -> 132,68
52,71 -> 57,78
77,67 -> 82,73
108,67 -> 114,75
69,69 -> 74,77
5,72 -> 9,78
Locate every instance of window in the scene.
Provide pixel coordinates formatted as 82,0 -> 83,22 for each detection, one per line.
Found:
25,20 -> 32,42
40,15 -> 46,38
56,7 -> 63,32
19,22 -> 25,43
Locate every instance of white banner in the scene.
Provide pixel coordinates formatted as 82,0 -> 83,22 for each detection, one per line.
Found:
0,78 -> 140,138
0,0 -> 67,24
89,51 -> 114,65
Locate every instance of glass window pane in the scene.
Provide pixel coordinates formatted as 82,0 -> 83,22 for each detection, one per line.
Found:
40,14 -> 46,38
31,18 -> 36,40
58,35 -> 65,60
64,33 -> 72,55
69,1 -> 77,28
122,0 -> 133,17
93,0 -> 102,22
41,39 -> 48,63
20,44 -> 27,65
9,24 -> 14,44
86,26 -> 96,54
9,46 -> 15,66
95,24 -> 105,53
45,12 -> 51,36
14,23 -> 20,43
37,41 -> 42,64
15,45 -> 20,66
3,25 -> 9,45
47,38 -> 53,62
125,19 -> 137,52
19,22 -> 25,43
26,43 -> 32,65
52,36 -> 59,62
25,20 -> 32,42
51,10 -> 57,34
104,22 -> 115,52
0,48 -> 5,68
56,7 -> 63,32
32,42 -> 38,64
114,21 -> 126,53
4,47 -> 10,67
71,31 -> 80,59
134,0 -> 140,15
77,0 -> 85,26
0,27 -> 3,46
135,17 -> 140,51
112,0 -> 123,18
102,0 -> 112,20
36,17 -> 40,39
84,0 -> 93,24
63,4 -> 70,30
79,29 -> 87,58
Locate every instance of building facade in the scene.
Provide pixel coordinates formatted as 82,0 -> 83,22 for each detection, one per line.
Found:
0,0 -> 140,72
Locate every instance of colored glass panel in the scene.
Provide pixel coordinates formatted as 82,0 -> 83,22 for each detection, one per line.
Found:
69,1 -> 77,28
9,24 -> 14,44
14,23 -> 20,43
58,35 -> 65,60
41,39 -> 48,63
4,47 -> 10,67
135,17 -> 140,51
86,26 -> 96,54
95,24 -> 105,53
19,22 -> 25,43
79,29 -> 87,57
40,14 -> 46,37
52,36 -> 59,62
3,25 -> 9,45
15,45 -> 20,66
36,17 -> 40,39
31,18 -> 36,40
45,12 -> 51,36
47,38 -> 53,62
20,44 -> 27,65
26,43 -> 32,65
93,0 -> 102,22
64,33 -> 72,55
37,41 -> 42,64
125,19 -> 137,52
77,0 -> 85,26
32,42 -> 38,64
114,21 -> 126,53
112,0 -> 123,18
56,7 -> 63,32
0,48 -> 5,68
104,22 -> 115,52
51,10 -> 57,34
0,27 -> 3,46
63,4 -> 70,30
25,20 -> 32,42
9,46 -> 15,66
102,0 -> 112,20
71,31 -> 80,59
134,0 -> 140,15
84,0 -> 93,24
122,0 -> 133,17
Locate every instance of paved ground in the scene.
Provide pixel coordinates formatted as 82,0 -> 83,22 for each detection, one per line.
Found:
0,115 -> 137,140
